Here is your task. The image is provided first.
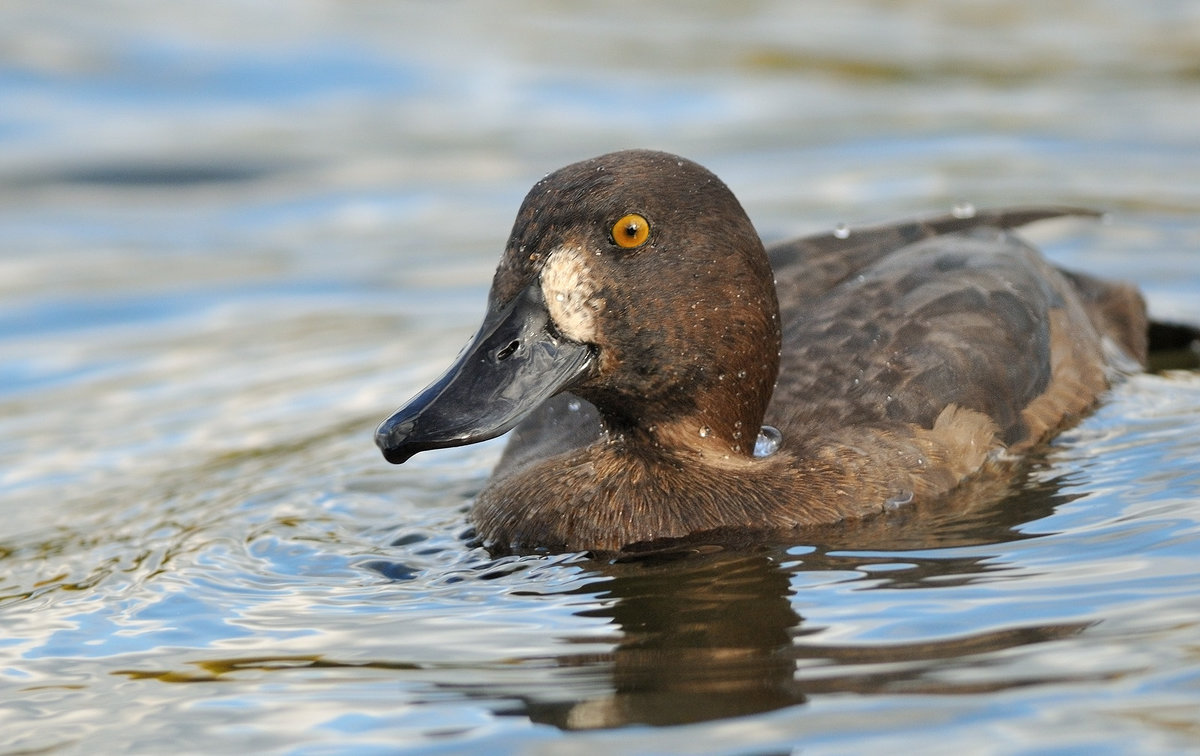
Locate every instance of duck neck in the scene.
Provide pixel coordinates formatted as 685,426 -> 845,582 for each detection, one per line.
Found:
659,385 -> 772,460
587,239 -> 783,460
600,341 -> 781,461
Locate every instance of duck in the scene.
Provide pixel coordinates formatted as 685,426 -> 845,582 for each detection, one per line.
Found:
375,149 -> 1161,554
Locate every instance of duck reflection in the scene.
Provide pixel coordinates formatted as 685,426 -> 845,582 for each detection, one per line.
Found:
521,547 -> 1088,729
515,468 -> 1087,729
526,549 -> 807,728
134,471 -> 1091,731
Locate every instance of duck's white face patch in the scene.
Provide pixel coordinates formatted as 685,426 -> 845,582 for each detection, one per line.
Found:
540,245 -> 603,343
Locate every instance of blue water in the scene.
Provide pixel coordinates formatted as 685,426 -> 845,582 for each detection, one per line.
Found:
3,1 -> 1200,753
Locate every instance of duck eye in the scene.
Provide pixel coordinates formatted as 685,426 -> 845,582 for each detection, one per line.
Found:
611,213 -> 650,249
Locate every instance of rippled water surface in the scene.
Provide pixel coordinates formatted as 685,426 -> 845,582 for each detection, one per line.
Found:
3,1 -> 1200,753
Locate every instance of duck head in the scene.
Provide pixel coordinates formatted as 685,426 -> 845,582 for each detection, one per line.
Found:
376,150 -> 782,464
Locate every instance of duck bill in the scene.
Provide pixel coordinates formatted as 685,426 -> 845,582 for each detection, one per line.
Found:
375,284 -> 595,464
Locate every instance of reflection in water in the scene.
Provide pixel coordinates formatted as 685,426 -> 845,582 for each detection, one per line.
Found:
501,466 -> 1092,728
529,551 -> 807,728
109,463 -> 1099,732
112,545 -> 1096,732
518,551 -> 1091,730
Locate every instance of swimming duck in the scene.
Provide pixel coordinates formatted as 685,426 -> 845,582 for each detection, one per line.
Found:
376,149 -> 1154,554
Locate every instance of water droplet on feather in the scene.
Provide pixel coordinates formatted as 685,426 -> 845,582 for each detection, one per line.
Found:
754,425 -> 782,457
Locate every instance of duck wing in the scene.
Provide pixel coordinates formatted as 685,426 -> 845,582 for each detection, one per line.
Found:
767,206 -> 1100,302
769,207 -> 1143,453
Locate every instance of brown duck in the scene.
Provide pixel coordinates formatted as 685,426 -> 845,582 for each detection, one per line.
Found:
376,149 -> 1178,554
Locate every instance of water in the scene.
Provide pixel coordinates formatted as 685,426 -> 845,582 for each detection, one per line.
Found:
3,1 -> 1200,753
754,425 -> 782,458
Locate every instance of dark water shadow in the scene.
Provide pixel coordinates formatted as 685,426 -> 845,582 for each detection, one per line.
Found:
1146,321 -> 1200,372
521,549 -> 808,728
16,161 -> 283,189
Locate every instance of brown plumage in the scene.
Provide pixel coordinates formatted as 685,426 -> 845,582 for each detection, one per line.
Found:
376,150 -> 1164,554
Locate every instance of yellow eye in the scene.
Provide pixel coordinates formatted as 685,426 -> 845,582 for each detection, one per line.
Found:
611,213 -> 650,249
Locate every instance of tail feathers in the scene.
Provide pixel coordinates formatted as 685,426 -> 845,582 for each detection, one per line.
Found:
1148,320 -> 1200,371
